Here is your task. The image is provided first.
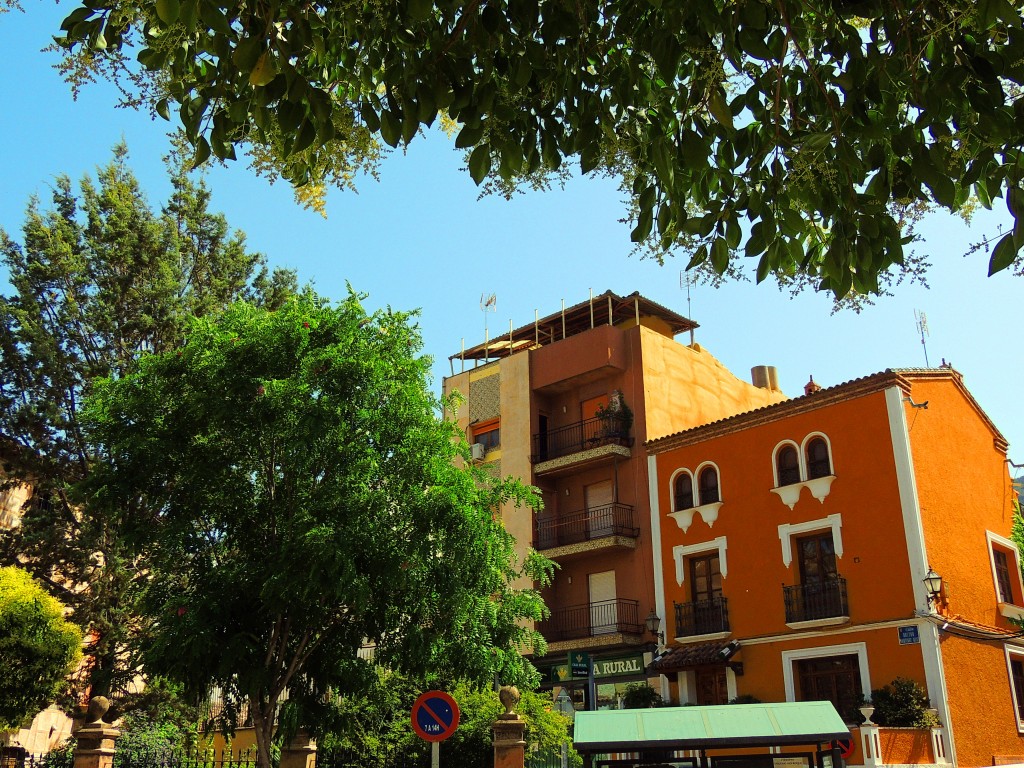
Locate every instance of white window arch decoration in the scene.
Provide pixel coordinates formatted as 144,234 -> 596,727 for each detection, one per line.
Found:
778,513 -> 844,567
770,433 -> 837,510
670,468 -> 695,510
668,462 -> 724,533
673,536 -> 728,586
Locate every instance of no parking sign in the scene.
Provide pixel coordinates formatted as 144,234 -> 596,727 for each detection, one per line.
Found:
411,690 -> 460,743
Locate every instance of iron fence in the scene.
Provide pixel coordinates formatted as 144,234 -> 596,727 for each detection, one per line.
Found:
674,596 -> 730,637
316,746 -> 431,768
536,598 -> 642,642
112,748 -> 256,768
534,503 -> 639,549
1,749 -> 74,768
783,577 -> 848,623
531,416 -> 631,462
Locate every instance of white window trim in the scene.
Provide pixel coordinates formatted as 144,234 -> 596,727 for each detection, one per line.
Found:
778,513 -> 843,568
669,468 -> 695,512
1005,645 -> 1024,733
988,530 -> 1024,609
801,431 -> 836,477
673,536 -> 728,586
695,460 -> 723,506
772,440 -> 802,487
781,641 -> 871,705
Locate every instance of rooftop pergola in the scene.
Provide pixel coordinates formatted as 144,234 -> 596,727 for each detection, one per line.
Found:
448,290 -> 698,371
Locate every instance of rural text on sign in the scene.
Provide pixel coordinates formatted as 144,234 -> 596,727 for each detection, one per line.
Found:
593,655 -> 644,679
411,691 -> 460,743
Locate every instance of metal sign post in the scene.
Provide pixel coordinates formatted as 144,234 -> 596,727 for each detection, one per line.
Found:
412,690 -> 460,768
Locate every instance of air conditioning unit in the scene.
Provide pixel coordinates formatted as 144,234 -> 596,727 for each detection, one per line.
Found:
470,442 -> 486,461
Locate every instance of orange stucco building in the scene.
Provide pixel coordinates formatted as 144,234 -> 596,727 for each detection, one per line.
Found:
443,291 -> 785,709
646,368 -> 1023,767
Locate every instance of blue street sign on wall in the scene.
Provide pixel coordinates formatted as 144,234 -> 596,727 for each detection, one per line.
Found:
898,625 -> 920,645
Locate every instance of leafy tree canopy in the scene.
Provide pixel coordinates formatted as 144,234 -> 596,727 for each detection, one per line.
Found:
81,291 -> 552,768
0,566 -> 83,730
53,0 -> 1024,294
0,143 -> 297,702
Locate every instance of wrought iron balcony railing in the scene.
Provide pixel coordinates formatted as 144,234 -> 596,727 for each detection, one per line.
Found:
534,503 -> 639,549
536,598 -> 642,642
674,596 -> 730,637
531,415 -> 631,462
783,577 -> 849,623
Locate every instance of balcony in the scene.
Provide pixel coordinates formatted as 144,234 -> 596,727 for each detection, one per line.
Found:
534,503 -> 639,559
531,415 -> 633,475
537,598 -> 644,651
674,596 -> 730,639
783,577 -> 849,627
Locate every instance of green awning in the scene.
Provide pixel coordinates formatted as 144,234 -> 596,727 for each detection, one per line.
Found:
573,702 -> 850,752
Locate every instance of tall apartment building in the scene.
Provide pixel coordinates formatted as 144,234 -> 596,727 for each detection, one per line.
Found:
442,290 -> 786,708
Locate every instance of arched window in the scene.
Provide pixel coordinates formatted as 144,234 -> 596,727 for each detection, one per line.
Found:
776,445 -> 800,486
673,472 -> 694,510
698,466 -> 720,505
806,437 -> 832,479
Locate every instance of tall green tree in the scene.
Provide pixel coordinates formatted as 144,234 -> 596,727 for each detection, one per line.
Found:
0,566 -> 83,730
81,291 -> 552,768
53,0 -> 1024,293
0,144 -> 297,703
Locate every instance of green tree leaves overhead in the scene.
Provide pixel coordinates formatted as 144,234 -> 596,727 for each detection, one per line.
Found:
82,291 -> 552,768
0,144 -> 296,702
55,0 -> 1024,293
0,566 -> 83,730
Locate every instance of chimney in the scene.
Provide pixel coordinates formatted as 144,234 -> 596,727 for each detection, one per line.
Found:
751,365 -> 780,391
804,375 -> 822,396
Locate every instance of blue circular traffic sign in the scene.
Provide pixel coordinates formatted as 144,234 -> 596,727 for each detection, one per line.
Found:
411,690 -> 460,742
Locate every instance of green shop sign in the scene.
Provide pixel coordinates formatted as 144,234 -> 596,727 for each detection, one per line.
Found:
592,654 -> 645,679
543,653 -> 645,683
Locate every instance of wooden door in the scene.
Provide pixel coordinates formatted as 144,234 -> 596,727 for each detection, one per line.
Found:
695,667 -> 728,705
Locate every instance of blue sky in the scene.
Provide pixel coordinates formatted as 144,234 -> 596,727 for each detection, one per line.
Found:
3,3 -> 1022,466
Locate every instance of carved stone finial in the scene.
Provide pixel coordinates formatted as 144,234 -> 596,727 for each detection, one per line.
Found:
85,696 -> 111,725
498,686 -> 520,717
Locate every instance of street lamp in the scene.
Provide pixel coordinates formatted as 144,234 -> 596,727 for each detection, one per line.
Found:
923,567 -> 943,606
645,609 -> 665,645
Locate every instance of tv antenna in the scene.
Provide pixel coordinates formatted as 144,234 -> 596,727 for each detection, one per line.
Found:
480,293 -> 497,360
914,309 -> 930,367
680,271 -> 697,346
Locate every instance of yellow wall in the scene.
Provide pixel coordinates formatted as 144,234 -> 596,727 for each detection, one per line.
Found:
638,332 -> 787,442
498,351 -> 537,596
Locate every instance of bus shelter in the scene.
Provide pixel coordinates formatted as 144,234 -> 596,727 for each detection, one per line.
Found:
573,701 -> 850,768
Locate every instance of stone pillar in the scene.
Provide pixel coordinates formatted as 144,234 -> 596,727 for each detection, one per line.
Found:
280,732 -> 316,768
930,726 -> 949,764
493,686 -> 526,768
73,698 -> 120,768
858,724 -> 882,768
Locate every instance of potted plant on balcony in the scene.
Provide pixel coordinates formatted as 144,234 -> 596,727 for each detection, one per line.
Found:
595,390 -> 633,440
